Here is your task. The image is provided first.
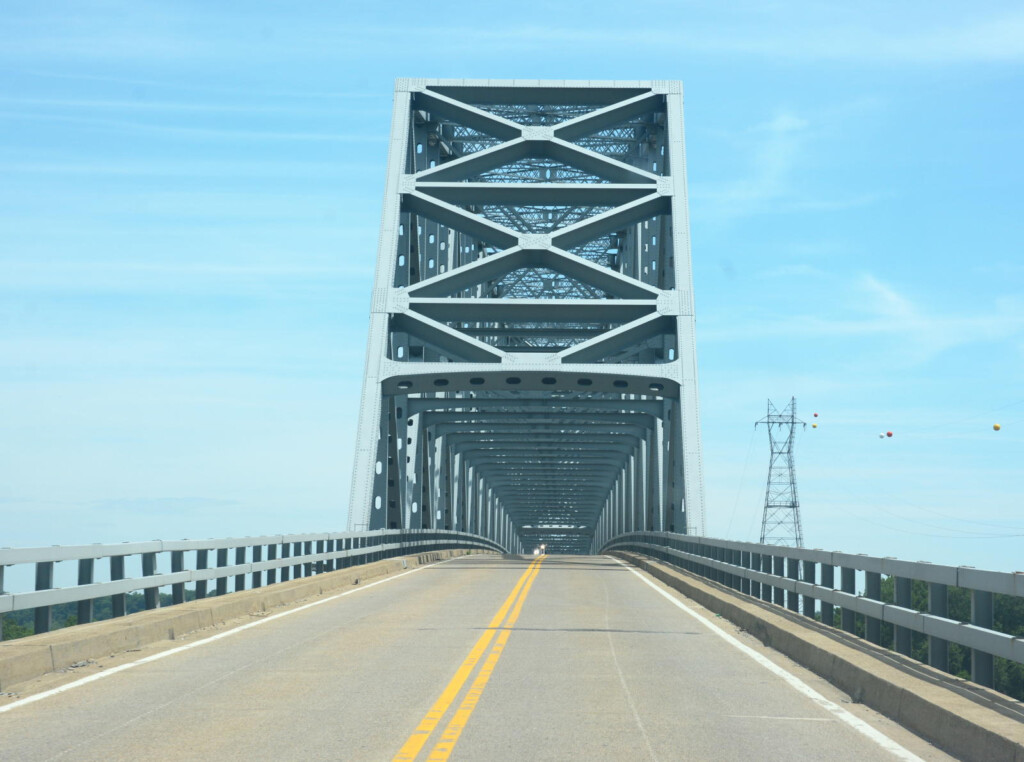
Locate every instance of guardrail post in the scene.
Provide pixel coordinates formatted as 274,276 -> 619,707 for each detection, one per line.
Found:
971,590 -> 994,687
172,551 -> 185,604
252,545 -> 263,589
305,541 -> 314,577
786,558 -> 800,612
821,563 -> 834,626
280,543 -> 290,582
110,555 -> 127,616
749,553 -> 761,599
740,551 -> 751,596
267,544 -> 278,584
142,552 -> 158,610
895,576 -> 912,655
195,550 -> 208,599
216,548 -> 228,596
235,547 -> 246,592
761,554 -> 773,603
772,555 -> 785,606
801,559 -> 816,619
865,571 -> 881,644
315,540 -> 325,574
0,565 -> 4,640
34,560 -> 54,634
840,566 -> 856,634
293,542 -> 302,579
77,558 -> 95,624
928,582 -> 948,671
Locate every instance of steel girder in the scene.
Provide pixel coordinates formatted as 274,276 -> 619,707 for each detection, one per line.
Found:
348,79 -> 705,555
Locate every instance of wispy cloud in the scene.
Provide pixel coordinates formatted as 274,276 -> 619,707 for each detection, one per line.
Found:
0,95 -> 376,117
0,109 -> 380,143
4,5 -> 1022,66
692,106 -> 885,222
702,274 -> 1024,366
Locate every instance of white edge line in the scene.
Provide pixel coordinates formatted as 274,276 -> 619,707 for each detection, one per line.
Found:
0,557 -> 461,714
610,557 -> 925,762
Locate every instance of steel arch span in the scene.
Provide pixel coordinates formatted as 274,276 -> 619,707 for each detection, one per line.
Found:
347,79 -> 705,555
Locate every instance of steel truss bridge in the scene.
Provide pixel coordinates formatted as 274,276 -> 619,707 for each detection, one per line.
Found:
348,79 -> 704,554
4,80 -> 1022,761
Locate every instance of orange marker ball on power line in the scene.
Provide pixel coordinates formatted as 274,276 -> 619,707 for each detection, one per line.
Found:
994,423 -> 1002,431
812,423 -> 818,428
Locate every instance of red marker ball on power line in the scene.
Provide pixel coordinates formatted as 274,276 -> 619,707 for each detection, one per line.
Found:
886,431 -> 893,437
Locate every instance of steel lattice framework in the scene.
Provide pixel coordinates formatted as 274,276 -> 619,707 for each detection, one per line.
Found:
347,79 -> 705,554
756,397 -> 805,547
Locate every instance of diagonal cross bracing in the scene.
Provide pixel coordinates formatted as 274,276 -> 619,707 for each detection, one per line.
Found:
348,79 -> 705,555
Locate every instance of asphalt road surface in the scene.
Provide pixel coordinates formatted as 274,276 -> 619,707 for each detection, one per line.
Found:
0,555 -> 953,761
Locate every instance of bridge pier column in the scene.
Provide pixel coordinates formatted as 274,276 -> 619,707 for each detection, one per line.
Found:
928,582 -> 948,671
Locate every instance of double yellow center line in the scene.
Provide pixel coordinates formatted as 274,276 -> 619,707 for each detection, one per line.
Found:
393,555 -> 546,761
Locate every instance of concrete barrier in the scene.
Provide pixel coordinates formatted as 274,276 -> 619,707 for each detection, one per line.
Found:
0,549 -> 490,691
616,552 -> 1024,762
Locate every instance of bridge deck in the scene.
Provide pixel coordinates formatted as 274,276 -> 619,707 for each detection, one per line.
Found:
0,556 -> 949,761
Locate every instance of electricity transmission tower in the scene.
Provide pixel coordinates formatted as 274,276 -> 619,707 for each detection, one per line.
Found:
756,397 -> 805,547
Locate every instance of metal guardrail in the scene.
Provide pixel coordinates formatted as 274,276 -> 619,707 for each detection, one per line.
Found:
0,529 -> 504,639
603,531 -> 1024,691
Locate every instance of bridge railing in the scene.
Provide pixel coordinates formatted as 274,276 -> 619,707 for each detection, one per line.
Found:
604,531 -> 1024,692
0,529 -> 503,639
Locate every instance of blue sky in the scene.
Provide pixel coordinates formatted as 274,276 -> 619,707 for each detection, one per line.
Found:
1,2 -> 1021,572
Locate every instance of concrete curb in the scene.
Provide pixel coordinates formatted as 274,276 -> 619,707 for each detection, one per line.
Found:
616,552 -> 1024,762
0,549 -> 490,691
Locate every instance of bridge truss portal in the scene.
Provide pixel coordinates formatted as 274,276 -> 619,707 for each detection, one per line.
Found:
348,79 -> 704,554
